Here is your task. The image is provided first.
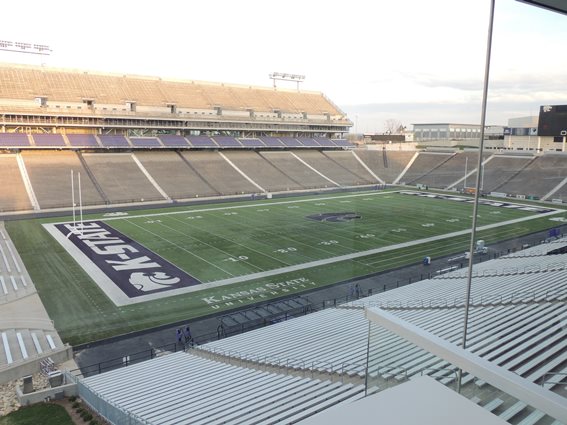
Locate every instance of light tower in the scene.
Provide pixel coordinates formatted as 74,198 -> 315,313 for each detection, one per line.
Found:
269,72 -> 306,92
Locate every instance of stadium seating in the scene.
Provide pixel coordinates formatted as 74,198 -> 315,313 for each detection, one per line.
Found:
399,152 -> 454,185
197,240 -> 567,400
259,151 -> 335,188
181,152 -> 258,195
259,136 -> 284,147
98,135 -> 130,148
21,151 -> 104,209
410,151 -> 487,189
78,351 -> 364,425
0,133 -> 31,148
455,155 -> 534,192
187,136 -> 218,148
496,155 -> 567,199
324,151 -> 379,184
293,150 -> 369,186
158,134 -> 190,148
133,152 -> 219,199
31,134 -> 66,147
81,153 -> 165,203
212,136 -> 242,148
353,150 -> 415,183
0,155 -> 32,212
129,137 -> 161,148
67,134 -> 100,148
222,151 -> 303,192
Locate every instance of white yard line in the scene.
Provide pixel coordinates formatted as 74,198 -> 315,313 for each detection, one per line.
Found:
49,190 -> 395,225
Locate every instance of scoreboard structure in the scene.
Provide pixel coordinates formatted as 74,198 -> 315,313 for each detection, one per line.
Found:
538,105 -> 567,139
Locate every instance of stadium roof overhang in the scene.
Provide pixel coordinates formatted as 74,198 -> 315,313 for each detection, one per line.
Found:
516,0 -> 567,15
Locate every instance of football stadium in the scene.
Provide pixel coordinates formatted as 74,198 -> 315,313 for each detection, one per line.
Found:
1,1 -> 567,424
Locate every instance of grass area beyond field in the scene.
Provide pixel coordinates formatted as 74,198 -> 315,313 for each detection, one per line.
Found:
0,404 -> 73,425
7,190 -> 566,346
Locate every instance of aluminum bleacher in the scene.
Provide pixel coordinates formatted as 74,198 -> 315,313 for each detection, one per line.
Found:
77,351 -> 364,425
187,136 -> 218,148
98,135 -> 130,148
0,155 -> 32,212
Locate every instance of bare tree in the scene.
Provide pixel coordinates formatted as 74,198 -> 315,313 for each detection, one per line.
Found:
384,119 -> 403,135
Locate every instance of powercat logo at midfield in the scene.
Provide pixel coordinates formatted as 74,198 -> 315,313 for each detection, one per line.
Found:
306,212 -> 361,222
54,221 -> 201,298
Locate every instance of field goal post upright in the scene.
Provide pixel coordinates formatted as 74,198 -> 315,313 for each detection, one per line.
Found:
68,170 -> 84,238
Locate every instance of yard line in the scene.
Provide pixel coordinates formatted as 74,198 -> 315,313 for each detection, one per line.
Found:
154,219 -> 266,273
167,214 -> 293,268
122,219 -> 235,278
93,190 -> 397,223
199,210 -> 563,288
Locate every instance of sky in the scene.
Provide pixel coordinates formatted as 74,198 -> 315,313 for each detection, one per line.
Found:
1,0 -> 567,133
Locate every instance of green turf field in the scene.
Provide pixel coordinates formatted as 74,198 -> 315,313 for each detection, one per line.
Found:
7,190 -> 566,345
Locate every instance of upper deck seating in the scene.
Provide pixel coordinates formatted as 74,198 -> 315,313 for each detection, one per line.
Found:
297,137 -> 320,147
31,134 -> 66,147
333,139 -> 353,147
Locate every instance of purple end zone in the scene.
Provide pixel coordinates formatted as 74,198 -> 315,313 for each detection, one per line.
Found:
54,221 -> 201,298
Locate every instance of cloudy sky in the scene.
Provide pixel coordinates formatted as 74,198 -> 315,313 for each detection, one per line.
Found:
2,0 -> 566,132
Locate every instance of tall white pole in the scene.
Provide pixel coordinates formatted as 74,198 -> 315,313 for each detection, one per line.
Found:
458,0 -> 495,393
464,157 -> 468,189
71,170 -> 76,230
78,172 -> 83,236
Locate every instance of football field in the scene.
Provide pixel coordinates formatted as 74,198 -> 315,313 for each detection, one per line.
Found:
8,189 -> 566,345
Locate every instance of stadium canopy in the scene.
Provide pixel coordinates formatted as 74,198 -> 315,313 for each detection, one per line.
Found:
516,0 -> 567,15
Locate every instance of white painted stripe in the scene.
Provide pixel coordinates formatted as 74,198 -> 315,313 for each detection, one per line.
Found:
0,245 -> 11,273
218,151 -> 265,192
4,242 -> 21,273
16,332 -> 28,359
16,152 -> 40,211
0,230 -> 5,240
447,155 -> 495,190
10,276 -> 17,291
31,333 -> 43,354
0,277 -> 7,295
131,153 -> 171,201
290,151 -> 340,187
393,151 -> 419,185
351,151 -> 385,184
46,334 -> 56,350
2,332 -> 13,364
542,176 -> 567,201
20,276 -> 27,287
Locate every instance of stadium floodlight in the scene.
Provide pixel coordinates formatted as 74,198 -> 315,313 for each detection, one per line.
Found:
0,39 -> 52,55
269,72 -> 306,91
